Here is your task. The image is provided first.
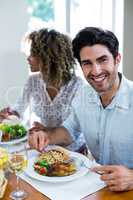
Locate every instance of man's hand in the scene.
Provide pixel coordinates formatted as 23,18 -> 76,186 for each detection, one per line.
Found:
28,124 -> 73,152
92,165 -> 133,191
28,129 -> 50,151
28,122 -> 49,151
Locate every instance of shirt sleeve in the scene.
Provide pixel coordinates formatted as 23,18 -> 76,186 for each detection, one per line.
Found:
62,107 -> 81,141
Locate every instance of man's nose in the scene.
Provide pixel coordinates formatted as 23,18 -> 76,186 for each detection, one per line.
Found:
91,63 -> 101,75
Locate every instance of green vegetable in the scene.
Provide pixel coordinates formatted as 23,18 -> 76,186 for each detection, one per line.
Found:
0,123 -> 27,139
34,160 -> 49,169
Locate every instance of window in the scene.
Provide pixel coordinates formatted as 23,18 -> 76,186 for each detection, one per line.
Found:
26,0 -> 124,71
26,0 -> 54,22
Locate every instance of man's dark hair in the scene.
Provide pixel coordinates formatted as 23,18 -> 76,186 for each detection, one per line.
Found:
72,27 -> 119,64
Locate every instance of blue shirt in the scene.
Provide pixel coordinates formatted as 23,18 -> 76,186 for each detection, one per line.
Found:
63,74 -> 133,168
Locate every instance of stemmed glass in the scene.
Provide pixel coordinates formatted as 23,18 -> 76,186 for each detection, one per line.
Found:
9,143 -> 28,200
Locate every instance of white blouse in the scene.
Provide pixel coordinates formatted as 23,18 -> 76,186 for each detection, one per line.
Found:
12,73 -> 86,151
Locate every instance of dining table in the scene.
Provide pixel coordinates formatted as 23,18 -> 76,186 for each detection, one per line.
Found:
3,173 -> 133,200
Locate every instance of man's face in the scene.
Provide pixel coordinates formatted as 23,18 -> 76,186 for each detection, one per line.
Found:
80,44 -> 121,95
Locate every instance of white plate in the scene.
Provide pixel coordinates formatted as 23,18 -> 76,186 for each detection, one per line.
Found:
25,151 -> 91,183
0,135 -> 27,145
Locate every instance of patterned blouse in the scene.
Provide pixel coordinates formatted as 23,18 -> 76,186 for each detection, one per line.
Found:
12,73 -> 86,151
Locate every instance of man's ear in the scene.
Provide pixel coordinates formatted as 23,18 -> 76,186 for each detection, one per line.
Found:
115,53 -> 121,66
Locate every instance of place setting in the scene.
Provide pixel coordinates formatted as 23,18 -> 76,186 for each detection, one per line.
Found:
19,145 -> 105,200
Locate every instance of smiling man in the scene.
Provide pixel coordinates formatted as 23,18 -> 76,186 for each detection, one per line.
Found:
73,27 -> 121,107
29,27 -> 133,192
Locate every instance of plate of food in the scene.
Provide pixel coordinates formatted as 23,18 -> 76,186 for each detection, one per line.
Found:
25,146 -> 90,183
0,117 -> 27,145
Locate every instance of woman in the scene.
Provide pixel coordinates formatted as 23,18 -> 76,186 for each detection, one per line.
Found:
0,28 -> 87,154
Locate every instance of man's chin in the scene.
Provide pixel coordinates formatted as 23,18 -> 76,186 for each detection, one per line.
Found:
92,86 -> 107,95
88,82 -> 107,94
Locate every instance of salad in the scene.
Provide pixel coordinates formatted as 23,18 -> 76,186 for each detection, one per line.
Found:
0,124 -> 27,142
34,160 -> 49,175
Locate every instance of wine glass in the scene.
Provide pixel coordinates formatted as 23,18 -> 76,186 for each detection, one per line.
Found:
9,143 -> 28,200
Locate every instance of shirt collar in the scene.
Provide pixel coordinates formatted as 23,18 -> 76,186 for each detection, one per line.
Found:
113,74 -> 130,110
87,74 -> 130,109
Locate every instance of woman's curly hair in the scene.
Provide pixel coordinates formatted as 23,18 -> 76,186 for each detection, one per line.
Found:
29,28 -> 75,87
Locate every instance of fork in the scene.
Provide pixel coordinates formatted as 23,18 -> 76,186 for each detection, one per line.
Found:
70,158 -> 104,175
63,157 -> 104,175
80,161 -> 104,175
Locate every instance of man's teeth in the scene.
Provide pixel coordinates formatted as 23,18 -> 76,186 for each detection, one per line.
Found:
93,75 -> 106,82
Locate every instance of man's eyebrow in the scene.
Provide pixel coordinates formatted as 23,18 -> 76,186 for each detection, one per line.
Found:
96,55 -> 108,61
80,59 -> 92,65
80,55 -> 108,65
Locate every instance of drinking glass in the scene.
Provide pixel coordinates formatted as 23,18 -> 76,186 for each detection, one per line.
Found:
9,143 -> 28,200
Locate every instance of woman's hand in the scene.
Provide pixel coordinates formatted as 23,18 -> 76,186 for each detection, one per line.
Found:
92,165 -> 133,191
33,121 -> 47,130
29,122 -> 47,134
0,107 -> 10,122
0,107 -> 19,122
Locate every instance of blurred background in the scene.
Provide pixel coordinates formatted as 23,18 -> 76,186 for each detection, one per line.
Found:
0,0 -> 132,107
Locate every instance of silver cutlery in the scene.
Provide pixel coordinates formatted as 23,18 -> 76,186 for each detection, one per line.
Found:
64,157 -> 104,175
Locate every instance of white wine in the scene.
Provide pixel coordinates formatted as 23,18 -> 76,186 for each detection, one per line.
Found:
9,154 -> 27,173
9,148 -> 28,200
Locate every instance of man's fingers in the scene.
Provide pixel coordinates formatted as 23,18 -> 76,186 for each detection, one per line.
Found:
32,132 -> 39,150
38,133 -> 47,151
29,131 -> 40,150
28,134 -> 36,149
101,173 -> 115,181
105,179 -> 116,186
108,185 -> 117,191
108,185 -> 125,192
28,130 -> 49,151
92,165 -> 117,174
93,165 -> 133,192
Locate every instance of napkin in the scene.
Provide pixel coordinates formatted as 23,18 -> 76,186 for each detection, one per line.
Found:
19,150 -> 105,200
20,172 -> 105,200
